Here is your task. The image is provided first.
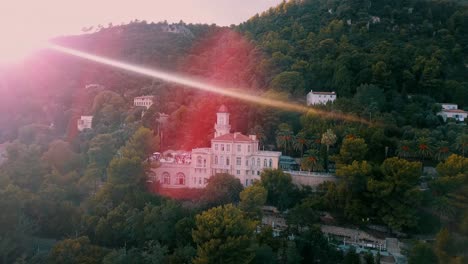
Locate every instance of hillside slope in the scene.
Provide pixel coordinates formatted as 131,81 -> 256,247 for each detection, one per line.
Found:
238,0 -> 468,106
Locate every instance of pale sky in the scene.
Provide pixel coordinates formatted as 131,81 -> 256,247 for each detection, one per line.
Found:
2,0 -> 283,39
0,0 -> 283,62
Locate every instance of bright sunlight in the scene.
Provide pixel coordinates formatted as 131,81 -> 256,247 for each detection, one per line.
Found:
0,29 -> 46,64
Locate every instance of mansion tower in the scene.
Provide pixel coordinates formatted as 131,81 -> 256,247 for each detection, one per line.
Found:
152,105 -> 282,189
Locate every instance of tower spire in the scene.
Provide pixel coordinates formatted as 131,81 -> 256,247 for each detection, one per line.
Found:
214,105 -> 231,137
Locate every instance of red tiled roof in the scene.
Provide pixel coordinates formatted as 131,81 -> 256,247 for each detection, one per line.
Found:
443,109 -> 467,114
311,91 -> 336,95
218,105 -> 228,113
212,133 -> 254,142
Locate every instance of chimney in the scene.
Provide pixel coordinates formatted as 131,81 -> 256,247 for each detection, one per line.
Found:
249,135 -> 257,141
234,132 -> 241,139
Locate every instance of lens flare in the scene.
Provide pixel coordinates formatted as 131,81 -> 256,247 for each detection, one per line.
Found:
48,43 -> 369,124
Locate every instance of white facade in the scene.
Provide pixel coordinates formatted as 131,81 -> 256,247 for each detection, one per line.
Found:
153,105 -> 282,189
214,105 -> 231,137
440,103 -> 458,110
438,109 -> 467,122
77,116 -> 93,131
134,96 -> 154,109
438,103 -> 467,122
307,90 -> 337,105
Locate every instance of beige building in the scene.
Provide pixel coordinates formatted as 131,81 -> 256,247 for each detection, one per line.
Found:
438,103 -> 467,122
307,90 -> 337,105
77,116 -> 93,131
153,105 -> 282,188
134,95 -> 154,109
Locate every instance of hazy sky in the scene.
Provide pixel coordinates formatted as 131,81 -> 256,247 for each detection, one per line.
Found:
2,0 -> 283,39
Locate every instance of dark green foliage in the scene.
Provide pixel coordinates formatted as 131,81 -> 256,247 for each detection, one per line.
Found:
271,71 -> 305,95
239,184 -> 268,220
368,158 -> 422,231
200,173 -> 244,208
192,204 -> 257,264
260,169 -> 299,210
0,1 -> 467,262
295,227 -> 343,264
253,244 -> 278,264
343,248 -> 360,264
239,0 -> 468,106
408,242 -> 437,264
334,136 -> 368,165
48,236 -> 109,264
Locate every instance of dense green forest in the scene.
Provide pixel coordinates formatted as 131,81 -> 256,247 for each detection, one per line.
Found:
0,0 -> 467,263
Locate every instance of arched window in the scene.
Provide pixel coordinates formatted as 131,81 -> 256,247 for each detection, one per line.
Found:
203,159 -> 207,167
148,171 -> 156,182
264,159 -> 267,167
176,172 -> 185,185
197,156 -> 203,167
269,159 -> 273,168
162,172 -> 170,185
257,158 -> 260,167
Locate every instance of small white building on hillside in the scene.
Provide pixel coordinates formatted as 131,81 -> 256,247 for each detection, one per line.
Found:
441,103 -> 458,110
438,103 -> 467,122
77,116 -> 93,131
307,90 -> 337,105
134,96 -> 154,109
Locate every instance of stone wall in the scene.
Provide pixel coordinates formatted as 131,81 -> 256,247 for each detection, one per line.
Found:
285,171 -> 338,188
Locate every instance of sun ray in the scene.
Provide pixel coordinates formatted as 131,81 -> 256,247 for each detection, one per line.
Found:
48,43 -> 369,124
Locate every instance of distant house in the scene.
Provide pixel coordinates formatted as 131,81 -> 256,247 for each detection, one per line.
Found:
440,103 -> 458,110
77,116 -> 93,131
85,84 -> 105,90
134,96 -> 154,109
439,109 -> 467,122
307,90 -> 336,106
161,24 -> 193,36
438,103 -> 467,122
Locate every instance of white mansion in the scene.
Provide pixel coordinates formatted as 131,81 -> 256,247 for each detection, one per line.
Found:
152,105 -> 282,188
306,90 -> 337,105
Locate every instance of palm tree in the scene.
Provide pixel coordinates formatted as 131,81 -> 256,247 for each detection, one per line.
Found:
417,137 -> 434,164
396,140 -> 413,158
435,141 -> 451,161
432,196 -> 457,224
276,124 -> 294,155
301,149 -> 323,172
453,134 -> 468,157
321,129 -> 337,154
321,129 -> 337,172
293,132 -> 307,157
